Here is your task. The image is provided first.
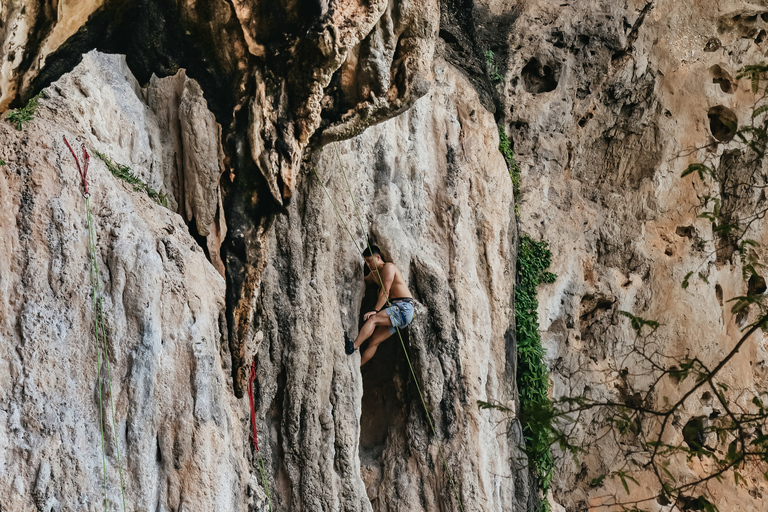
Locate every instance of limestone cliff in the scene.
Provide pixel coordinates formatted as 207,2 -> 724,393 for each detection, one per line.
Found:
4,0 -> 768,511
500,1 -> 768,510
0,1 -> 528,509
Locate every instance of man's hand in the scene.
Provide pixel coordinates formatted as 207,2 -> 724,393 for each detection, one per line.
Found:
363,311 -> 378,321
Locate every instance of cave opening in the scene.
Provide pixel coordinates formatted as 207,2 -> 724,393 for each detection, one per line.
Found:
357,274 -> 411,502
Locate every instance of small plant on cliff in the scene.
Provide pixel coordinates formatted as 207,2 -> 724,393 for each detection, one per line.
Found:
0,159 -> 5,166
515,235 -> 557,500
93,150 -> 168,207
499,126 -> 521,196
484,49 -> 504,82
6,91 -> 47,131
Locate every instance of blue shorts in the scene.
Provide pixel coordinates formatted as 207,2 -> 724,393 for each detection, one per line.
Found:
385,300 -> 415,335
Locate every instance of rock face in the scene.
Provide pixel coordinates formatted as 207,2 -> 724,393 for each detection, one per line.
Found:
251,56 -> 524,511
2,0 -> 442,397
0,54 -> 257,510
0,33 -> 528,512
498,0 -> 768,510
6,0 -> 768,511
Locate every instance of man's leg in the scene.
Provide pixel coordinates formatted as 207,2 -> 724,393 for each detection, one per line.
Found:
360,326 -> 393,366
353,309 -> 392,349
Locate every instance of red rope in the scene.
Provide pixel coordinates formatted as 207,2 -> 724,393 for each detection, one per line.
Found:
247,357 -> 259,452
63,136 -> 90,195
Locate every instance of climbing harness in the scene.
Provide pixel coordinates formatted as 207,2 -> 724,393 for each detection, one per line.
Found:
310,142 -> 466,511
64,137 -> 127,512
247,357 -> 273,511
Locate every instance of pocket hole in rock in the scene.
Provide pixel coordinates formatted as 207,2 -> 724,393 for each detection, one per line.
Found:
709,65 -> 734,93
708,106 -> 737,141
521,57 -> 560,93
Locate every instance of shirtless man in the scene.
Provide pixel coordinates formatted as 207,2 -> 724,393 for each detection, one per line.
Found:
345,245 -> 414,365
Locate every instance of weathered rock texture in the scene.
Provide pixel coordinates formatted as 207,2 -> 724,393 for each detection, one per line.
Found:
8,0 -> 768,511
0,55 -> 261,509
498,0 -> 768,510
0,22 -> 529,512
250,56 -> 526,511
1,0 -> 442,397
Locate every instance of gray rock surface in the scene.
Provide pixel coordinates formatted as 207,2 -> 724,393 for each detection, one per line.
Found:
0,69 -> 254,510
0,48 -> 529,511
250,56 -> 526,511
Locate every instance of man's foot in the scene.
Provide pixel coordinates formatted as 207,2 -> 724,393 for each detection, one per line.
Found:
344,332 -> 355,355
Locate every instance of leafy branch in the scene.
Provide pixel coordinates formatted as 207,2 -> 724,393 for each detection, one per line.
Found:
484,309 -> 768,511
484,50 -> 504,82
680,64 -> 768,271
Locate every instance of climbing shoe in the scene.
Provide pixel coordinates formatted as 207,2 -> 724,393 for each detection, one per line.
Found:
345,332 -> 355,355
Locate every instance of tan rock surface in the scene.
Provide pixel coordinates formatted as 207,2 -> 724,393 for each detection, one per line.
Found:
10,0 -> 768,511
0,68 -> 256,510
250,56 -> 526,511
0,44 -> 530,512
501,0 -> 768,509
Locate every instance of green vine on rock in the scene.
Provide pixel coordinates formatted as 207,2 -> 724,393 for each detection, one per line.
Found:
499,125 -> 521,196
93,150 -> 168,207
516,234 -> 557,501
484,49 -> 504,82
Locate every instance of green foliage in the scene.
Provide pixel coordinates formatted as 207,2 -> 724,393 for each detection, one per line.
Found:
6,91 -> 47,131
476,399 -> 512,413
484,49 -> 504,82
516,235 -> 557,495
0,159 -> 5,166
737,62 -> 768,94
618,311 -> 659,336
499,126 -> 521,195
93,150 -> 168,207
679,63 -> 768,287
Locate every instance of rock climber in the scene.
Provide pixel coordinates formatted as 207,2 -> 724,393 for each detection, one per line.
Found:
345,245 -> 414,365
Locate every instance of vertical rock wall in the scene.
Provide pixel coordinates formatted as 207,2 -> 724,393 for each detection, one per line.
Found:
0,39 -> 528,512
499,0 -> 768,509
251,56 -> 527,511
0,53 -> 258,510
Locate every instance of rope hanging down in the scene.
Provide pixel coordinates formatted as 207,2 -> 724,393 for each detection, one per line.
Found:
248,359 -> 260,452
64,137 -> 127,512
247,357 -> 273,511
312,142 -> 465,512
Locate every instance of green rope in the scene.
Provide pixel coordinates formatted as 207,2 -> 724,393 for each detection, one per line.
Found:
314,144 -> 466,511
85,195 -> 128,511
256,453 -> 273,511
332,142 -> 368,247
87,195 -> 109,508
312,166 -> 361,252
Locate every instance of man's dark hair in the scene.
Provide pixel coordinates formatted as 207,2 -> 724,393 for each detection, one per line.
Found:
362,245 -> 382,258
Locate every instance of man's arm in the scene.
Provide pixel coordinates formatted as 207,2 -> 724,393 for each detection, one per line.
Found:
372,264 -> 395,312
